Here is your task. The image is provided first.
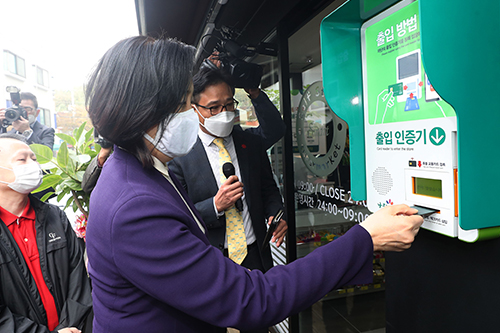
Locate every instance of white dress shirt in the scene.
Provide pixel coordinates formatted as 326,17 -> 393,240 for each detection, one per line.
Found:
198,129 -> 257,247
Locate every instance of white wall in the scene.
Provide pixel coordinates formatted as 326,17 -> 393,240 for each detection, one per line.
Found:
1,35 -> 55,128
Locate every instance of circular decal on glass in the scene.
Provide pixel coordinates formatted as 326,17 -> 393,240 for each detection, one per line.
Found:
296,81 -> 347,177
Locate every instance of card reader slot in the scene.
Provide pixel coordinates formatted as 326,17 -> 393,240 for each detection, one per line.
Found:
411,205 -> 440,218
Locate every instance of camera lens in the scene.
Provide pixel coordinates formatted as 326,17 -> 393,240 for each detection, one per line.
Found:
4,108 -> 20,122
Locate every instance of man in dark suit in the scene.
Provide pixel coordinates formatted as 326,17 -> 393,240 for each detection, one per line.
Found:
169,67 -> 288,276
0,92 -> 55,149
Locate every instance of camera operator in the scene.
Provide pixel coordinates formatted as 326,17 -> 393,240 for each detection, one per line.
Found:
205,52 -> 286,150
0,92 -> 55,150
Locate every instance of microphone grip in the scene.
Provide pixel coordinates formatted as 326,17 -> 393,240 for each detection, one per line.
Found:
235,198 -> 243,212
222,162 -> 243,212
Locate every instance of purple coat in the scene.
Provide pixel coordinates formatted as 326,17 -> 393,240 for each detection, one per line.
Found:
86,147 -> 373,332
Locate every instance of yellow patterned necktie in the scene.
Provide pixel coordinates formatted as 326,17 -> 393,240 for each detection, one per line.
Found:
212,138 -> 247,265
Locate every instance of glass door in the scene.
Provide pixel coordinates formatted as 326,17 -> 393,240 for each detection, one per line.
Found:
288,2 -> 386,332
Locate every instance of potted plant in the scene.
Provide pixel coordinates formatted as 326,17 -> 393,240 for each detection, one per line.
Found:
30,122 -> 100,239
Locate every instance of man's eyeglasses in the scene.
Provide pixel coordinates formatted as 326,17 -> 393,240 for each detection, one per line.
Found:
23,107 -> 34,113
195,99 -> 239,116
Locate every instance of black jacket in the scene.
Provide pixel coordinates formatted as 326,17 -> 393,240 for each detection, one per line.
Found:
0,196 -> 92,333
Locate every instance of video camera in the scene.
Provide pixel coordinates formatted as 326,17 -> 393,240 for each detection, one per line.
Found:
204,26 -> 277,89
3,86 -> 27,127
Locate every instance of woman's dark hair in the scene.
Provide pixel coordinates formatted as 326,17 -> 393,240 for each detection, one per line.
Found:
192,65 -> 235,104
85,36 -> 196,168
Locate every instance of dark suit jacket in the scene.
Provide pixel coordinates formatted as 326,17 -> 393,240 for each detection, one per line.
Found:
169,130 -> 282,270
8,121 -> 55,150
86,147 -> 373,332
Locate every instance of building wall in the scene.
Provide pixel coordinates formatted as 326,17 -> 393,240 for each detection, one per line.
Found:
1,35 -> 55,128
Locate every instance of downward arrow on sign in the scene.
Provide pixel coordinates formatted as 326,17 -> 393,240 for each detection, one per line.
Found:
430,129 -> 444,144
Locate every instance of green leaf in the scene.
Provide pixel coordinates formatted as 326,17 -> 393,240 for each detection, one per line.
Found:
75,171 -> 85,182
39,161 -> 56,171
85,128 -> 94,144
59,172 -> 70,179
30,144 -> 54,164
55,133 -> 76,146
32,174 -> 62,193
72,199 -> 79,213
85,148 -> 98,159
62,178 -> 82,191
66,157 -> 76,177
57,187 -> 70,202
74,122 -> 85,141
29,125 -> 96,215
74,123 -> 86,147
74,154 -> 91,165
40,192 -> 55,202
64,196 -> 74,211
57,142 -> 69,168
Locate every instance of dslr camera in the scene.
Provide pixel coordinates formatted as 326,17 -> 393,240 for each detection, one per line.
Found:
204,26 -> 277,89
3,86 -> 27,127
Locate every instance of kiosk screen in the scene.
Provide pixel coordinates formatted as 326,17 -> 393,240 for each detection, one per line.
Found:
413,177 -> 442,198
398,52 -> 419,80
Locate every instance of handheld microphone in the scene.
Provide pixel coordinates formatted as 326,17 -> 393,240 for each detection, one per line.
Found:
222,162 -> 244,212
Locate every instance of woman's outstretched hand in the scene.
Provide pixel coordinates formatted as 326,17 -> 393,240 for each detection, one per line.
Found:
360,204 -> 423,252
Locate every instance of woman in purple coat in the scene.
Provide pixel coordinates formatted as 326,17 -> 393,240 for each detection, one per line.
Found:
84,36 -> 423,333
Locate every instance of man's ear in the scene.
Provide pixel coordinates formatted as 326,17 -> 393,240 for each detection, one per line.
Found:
35,109 -> 40,117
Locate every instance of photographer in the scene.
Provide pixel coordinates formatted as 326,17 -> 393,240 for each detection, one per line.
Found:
0,92 -> 55,150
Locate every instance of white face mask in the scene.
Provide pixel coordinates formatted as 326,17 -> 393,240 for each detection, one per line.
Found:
28,114 -> 36,125
195,106 -> 235,138
144,108 -> 199,159
0,163 -> 43,194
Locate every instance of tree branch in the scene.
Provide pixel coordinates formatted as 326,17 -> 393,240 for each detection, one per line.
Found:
71,190 -> 88,219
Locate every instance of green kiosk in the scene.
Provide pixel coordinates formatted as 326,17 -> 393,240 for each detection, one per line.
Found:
320,0 -> 500,242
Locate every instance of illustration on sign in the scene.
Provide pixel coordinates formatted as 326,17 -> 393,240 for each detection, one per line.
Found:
364,1 -> 456,125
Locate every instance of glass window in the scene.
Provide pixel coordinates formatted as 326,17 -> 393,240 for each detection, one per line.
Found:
38,107 -> 45,124
234,88 -> 259,129
43,108 -> 51,127
36,66 -> 49,87
3,50 -> 26,77
17,57 -> 26,77
4,51 -> 16,73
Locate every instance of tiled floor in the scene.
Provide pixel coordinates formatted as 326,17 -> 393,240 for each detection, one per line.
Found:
299,291 -> 386,333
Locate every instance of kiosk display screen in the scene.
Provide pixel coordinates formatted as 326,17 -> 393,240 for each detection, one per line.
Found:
398,52 -> 419,80
413,177 -> 442,198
